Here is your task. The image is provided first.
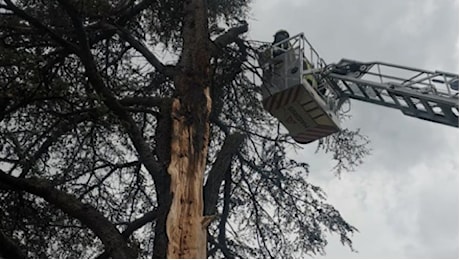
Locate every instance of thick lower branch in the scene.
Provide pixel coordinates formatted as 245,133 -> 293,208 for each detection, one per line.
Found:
203,132 -> 245,215
0,170 -> 137,258
0,229 -> 27,259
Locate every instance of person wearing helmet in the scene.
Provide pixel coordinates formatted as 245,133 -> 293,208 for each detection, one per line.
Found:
273,30 -> 324,96
272,30 -> 290,57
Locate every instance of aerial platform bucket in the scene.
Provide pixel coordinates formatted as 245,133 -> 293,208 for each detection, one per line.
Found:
262,80 -> 340,144
258,33 -> 340,144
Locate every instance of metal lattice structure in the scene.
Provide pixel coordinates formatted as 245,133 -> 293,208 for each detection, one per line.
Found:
327,59 -> 458,127
253,33 -> 458,143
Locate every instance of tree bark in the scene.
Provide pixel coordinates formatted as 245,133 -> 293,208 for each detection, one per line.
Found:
166,0 -> 211,258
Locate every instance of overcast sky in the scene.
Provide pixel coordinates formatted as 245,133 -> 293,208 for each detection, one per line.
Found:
248,0 -> 459,258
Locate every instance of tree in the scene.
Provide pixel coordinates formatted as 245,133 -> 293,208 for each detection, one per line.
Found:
0,0 -> 370,258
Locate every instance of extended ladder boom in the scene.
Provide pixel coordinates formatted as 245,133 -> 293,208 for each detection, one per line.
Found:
323,60 -> 459,127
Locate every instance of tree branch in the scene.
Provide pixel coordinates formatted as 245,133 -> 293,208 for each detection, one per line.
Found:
216,166 -> 235,258
96,209 -> 158,259
56,0 -> 163,182
116,0 -> 156,24
102,22 -> 176,78
3,0 -> 78,53
0,229 -> 27,259
203,132 -> 245,215
38,0 -> 156,76
0,170 -> 137,258
122,209 -> 158,238
119,96 -> 172,108
211,22 -> 249,54
19,112 -> 94,178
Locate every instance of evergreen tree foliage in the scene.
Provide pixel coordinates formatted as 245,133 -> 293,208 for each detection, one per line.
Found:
0,0 -> 369,258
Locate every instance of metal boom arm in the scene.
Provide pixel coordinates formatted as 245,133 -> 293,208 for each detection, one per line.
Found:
324,59 -> 459,127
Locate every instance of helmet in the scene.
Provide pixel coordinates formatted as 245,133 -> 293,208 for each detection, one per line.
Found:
273,30 -> 290,43
274,30 -> 289,38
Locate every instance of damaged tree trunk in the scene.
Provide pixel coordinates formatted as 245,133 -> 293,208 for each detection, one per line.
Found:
166,0 -> 212,258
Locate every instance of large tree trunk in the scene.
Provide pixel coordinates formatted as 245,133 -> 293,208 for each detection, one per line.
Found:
166,0 -> 211,258
166,93 -> 211,258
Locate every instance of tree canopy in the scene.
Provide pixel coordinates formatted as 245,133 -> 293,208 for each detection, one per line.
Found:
0,0 -> 369,258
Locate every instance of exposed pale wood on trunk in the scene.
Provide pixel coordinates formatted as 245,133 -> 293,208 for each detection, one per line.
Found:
167,88 -> 212,258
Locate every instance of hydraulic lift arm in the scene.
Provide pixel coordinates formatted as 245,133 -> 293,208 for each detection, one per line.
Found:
323,59 -> 459,127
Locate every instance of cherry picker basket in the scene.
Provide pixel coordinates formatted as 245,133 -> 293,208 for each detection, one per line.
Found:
256,33 -> 340,144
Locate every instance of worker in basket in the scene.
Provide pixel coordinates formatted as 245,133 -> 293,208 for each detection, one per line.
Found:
272,30 -> 290,57
272,30 -> 326,96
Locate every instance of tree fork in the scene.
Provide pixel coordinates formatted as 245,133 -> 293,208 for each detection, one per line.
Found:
166,0 -> 212,258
